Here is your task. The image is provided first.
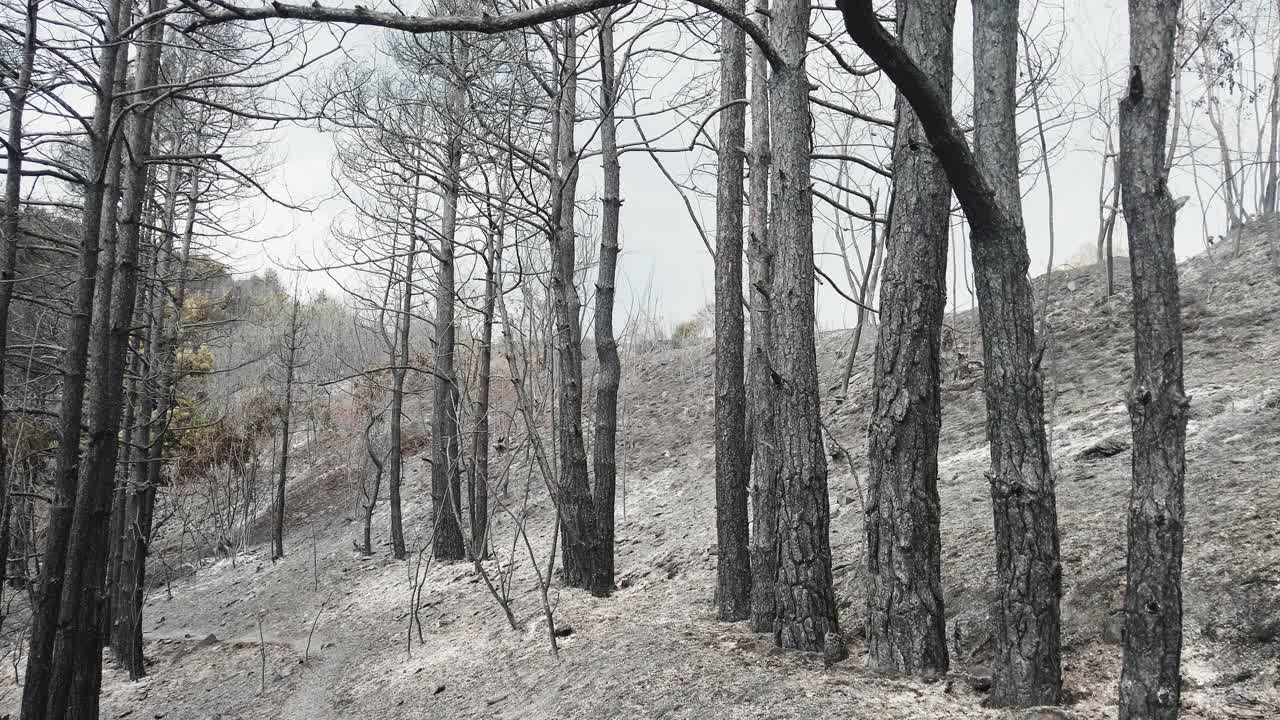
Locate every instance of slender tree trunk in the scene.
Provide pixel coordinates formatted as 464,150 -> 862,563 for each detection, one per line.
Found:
713,0 -> 751,621
550,17 -> 604,595
0,0 -> 39,610
362,410 -> 386,557
765,0 -> 843,657
114,162 -> 191,679
593,12 -> 622,594
1117,3 -> 1187,717
970,0 -> 1062,705
470,224 -> 501,561
273,297 -> 301,560
864,0 -> 954,675
388,197 -> 420,561
747,0 -> 778,635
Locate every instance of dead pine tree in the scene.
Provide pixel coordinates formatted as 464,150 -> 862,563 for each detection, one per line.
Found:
839,0 -> 1063,705
1116,2 -> 1189,718
273,292 -> 310,560
713,0 -> 752,622
864,0 -> 955,676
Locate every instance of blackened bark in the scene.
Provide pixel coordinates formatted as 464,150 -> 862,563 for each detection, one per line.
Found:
1117,3 -> 1187,718
593,13 -> 622,593
970,0 -> 1061,704
431,55 -> 466,561
550,17 -> 605,595
22,1 -> 126,710
839,0 -> 1061,703
45,4 -> 163,711
273,297 -> 302,560
114,162 -> 192,679
746,0 -> 778,635
714,0 -> 751,622
388,204 -> 419,561
0,0 -> 39,610
469,227 -> 499,560
362,410 -> 387,556
864,0 -> 954,675
767,0 -> 842,656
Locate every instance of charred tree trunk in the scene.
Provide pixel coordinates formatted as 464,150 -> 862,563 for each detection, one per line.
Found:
839,0 -> 1061,704
1117,3 -> 1187,718
747,0 -> 778,635
0,0 -> 39,609
44,3 -> 164,711
970,1 -> 1061,703
273,296 -> 303,560
431,41 -> 467,562
469,226 -> 500,561
550,17 -> 604,596
388,202 -> 419,561
714,0 -> 751,622
21,0 -> 126,711
766,0 -> 843,657
864,0 -> 954,675
593,12 -> 622,594
113,162 -> 192,679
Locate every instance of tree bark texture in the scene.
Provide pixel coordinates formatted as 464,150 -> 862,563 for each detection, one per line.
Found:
747,0 -> 778,635
1117,2 -> 1187,718
971,0 -> 1062,703
714,0 -> 751,622
864,0 -> 954,675
550,18 -> 607,596
593,12 -> 622,593
766,0 -> 843,657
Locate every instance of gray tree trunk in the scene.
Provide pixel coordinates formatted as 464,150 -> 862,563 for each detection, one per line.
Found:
550,17 -> 606,596
747,0 -> 779,635
1116,3 -> 1187,718
388,199 -> 419,561
714,0 -> 751,622
273,296 -> 303,560
431,42 -> 467,562
864,0 -> 955,675
0,0 -> 39,610
766,0 -> 844,657
839,0 -> 1062,703
593,12 -> 622,593
44,1 -> 164,711
971,1 -> 1062,703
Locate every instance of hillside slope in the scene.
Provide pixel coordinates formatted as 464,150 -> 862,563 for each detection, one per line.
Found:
34,218 -> 1280,719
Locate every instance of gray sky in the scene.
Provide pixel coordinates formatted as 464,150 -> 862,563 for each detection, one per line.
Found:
228,0 -> 1267,333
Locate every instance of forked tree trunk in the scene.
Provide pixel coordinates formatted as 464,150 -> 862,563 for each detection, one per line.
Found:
1116,3 -> 1188,718
747,0 -> 778,634
840,0 -> 1061,705
388,198 -> 420,561
21,4 -> 124,699
593,12 -> 622,593
45,3 -> 164,710
713,0 -> 751,622
766,0 -> 843,656
864,0 -> 954,675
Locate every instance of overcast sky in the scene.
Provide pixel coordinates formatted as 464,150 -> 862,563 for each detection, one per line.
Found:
225,0 -> 1262,333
